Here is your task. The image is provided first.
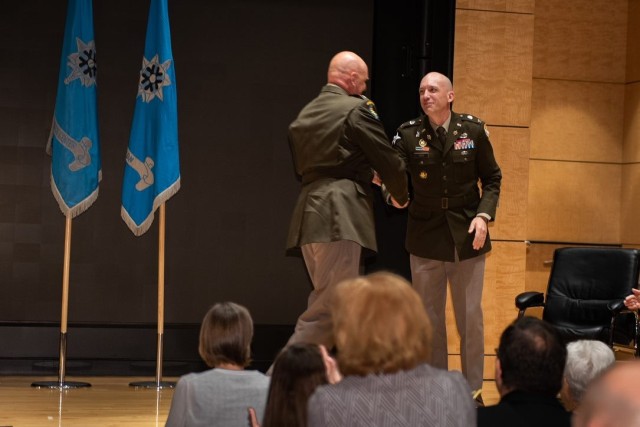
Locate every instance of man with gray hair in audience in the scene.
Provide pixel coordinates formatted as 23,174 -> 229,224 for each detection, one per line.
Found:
560,340 -> 615,412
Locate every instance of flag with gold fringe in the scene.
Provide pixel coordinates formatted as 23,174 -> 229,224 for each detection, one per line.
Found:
121,0 -> 180,236
47,0 -> 101,217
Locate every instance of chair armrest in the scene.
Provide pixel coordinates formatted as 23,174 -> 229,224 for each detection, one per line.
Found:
607,299 -> 626,314
515,291 -> 544,311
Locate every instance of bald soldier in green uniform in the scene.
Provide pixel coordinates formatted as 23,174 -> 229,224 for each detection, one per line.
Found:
283,51 -> 409,354
390,72 -> 502,402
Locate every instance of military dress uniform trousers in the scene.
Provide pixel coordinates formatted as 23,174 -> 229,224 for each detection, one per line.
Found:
410,252 -> 486,392
286,240 -> 361,349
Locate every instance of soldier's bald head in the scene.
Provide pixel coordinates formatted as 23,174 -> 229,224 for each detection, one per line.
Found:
327,51 -> 369,95
422,72 -> 453,91
419,72 -> 455,121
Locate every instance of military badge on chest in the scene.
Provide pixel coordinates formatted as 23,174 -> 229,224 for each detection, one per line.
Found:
414,128 -> 429,179
454,132 -> 475,150
414,128 -> 430,152
415,138 -> 430,152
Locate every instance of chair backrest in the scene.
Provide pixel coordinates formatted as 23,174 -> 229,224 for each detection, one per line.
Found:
543,247 -> 640,343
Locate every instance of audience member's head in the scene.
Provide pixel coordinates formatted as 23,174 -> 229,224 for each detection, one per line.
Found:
332,271 -> 432,376
261,343 -> 330,427
561,340 -> 615,411
573,360 -> 640,427
198,302 -> 253,368
495,316 -> 566,397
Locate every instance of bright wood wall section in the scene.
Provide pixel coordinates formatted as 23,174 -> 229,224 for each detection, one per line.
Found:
529,0 -> 628,243
456,0 -> 534,14
449,0 -> 638,380
530,80 -> 624,163
452,8 -> 533,126
626,0 -> 640,82
622,0 -> 640,245
528,161 -> 621,243
488,127 -> 529,241
449,1 -> 534,379
532,0 -> 627,83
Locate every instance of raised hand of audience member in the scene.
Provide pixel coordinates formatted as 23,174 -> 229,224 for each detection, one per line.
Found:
624,288 -> 640,311
319,345 -> 342,384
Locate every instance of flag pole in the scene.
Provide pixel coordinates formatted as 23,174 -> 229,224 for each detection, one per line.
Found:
32,214 -> 90,389
130,203 -> 175,389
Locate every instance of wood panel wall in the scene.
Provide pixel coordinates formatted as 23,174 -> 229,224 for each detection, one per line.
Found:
451,0 -> 637,379
532,0 -> 627,83
452,8 -> 533,126
529,0 -> 628,242
528,161 -> 621,243
450,1 -> 534,379
622,0 -> 640,246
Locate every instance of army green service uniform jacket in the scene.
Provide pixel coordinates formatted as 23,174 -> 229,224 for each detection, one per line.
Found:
393,112 -> 502,262
286,84 -> 408,252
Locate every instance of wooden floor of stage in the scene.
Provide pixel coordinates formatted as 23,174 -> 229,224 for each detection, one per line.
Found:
0,376 -> 179,427
0,376 -> 500,426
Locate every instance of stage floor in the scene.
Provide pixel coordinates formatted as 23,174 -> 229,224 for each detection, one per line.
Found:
0,376 -> 500,426
0,376 -> 177,427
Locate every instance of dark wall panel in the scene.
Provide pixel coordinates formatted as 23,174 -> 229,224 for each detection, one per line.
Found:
0,0 -> 374,325
366,0 -> 456,279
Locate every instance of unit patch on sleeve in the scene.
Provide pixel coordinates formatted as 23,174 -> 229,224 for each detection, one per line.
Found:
366,100 -> 380,120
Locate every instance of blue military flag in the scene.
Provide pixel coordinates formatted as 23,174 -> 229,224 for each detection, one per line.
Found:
121,0 -> 180,236
47,0 -> 101,217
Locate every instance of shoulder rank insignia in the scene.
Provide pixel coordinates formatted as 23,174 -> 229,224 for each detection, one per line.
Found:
392,132 -> 401,146
399,117 -> 422,129
460,113 -> 484,125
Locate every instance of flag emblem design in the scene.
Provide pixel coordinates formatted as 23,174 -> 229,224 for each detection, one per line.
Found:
48,0 -> 101,217
121,0 -> 180,236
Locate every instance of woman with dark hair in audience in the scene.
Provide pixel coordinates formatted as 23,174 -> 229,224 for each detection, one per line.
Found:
165,302 -> 270,427
307,271 -> 475,427
249,343 -> 338,427
249,343 -> 341,427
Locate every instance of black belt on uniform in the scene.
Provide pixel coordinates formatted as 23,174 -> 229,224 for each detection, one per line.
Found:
302,167 -> 371,186
417,193 -> 479,210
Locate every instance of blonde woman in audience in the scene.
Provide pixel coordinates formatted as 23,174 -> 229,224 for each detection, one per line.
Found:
561,340 -> 615,412
307,271 -> 475,427
165,302 -> 269,427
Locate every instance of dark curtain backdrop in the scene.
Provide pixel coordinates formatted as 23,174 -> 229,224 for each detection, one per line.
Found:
0,0 -> 375,325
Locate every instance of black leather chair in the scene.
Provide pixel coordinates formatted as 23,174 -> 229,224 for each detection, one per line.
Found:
516,247 -> 640,356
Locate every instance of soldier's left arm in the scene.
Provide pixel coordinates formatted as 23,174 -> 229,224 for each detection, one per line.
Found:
475,123 -> 502,220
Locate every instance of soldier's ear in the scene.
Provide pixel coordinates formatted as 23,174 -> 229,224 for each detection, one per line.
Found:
447,91 -> 455,103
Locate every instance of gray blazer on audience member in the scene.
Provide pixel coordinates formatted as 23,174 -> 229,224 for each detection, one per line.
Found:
307,363 -> 475,427
165,368 -> 270,427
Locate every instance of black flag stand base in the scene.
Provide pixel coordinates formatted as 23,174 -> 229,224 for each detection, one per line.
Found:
31,332 -> 91,389
129,333 -> 176,389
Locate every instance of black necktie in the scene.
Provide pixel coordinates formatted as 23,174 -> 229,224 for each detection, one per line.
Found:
436,126 -> 447,145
